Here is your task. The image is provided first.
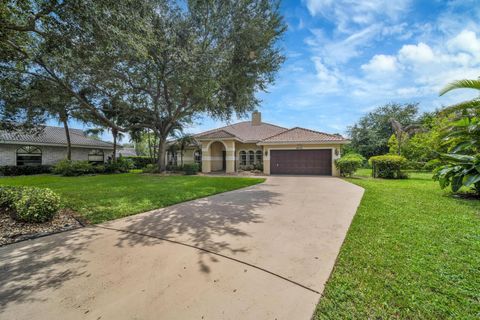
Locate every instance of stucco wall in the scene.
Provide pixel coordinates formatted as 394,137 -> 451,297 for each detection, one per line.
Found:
0,144 -> 113,166
262,144 -> 342,176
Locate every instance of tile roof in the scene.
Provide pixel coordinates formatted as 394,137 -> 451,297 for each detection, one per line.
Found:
259,127 -> 348,144
195,121 -> 287,142
196,130 -> 236,139
116,147 -> 137,157
0,126 -> 114,148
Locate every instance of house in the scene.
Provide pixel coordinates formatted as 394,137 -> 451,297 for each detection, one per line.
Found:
0,126 -> 114,166
170,111 -> 348,176
116,147 -> 137,158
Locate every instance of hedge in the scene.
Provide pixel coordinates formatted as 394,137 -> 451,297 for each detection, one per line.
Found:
53,159 -> 133,176
123,156 -> 155,169
0,186 -> 61,223
335,153 -> 365,177
0,165 -> 52,176
369,155 -> 407,179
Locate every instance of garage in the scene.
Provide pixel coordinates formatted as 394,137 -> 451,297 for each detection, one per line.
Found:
270,149 -> 332,175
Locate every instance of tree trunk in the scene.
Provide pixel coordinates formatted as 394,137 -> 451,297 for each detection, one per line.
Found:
112,129 -> 117,162
180,148 -> 184,167
157,135 -> 167,172
61,114 -> 72,161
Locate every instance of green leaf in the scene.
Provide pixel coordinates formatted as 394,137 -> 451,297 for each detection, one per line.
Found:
451,175 -> 463,192
463,174 -> 480,187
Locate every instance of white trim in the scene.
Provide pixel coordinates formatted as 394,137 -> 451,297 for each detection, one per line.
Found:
258,140 -> 348,146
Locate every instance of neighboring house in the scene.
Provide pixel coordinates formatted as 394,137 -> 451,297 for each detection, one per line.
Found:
170,111 -> 348,176
116,147 -> 137,158
0,126 -> 114,166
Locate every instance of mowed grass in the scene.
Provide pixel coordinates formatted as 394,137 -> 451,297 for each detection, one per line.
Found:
0,173 -> 264,224
315,169 -> 480,319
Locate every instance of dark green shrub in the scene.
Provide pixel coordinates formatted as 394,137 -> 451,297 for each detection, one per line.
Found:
0,186 -> 60,223
183,163 -> 199,175
369,155 -> 407,179
335,153 -> 365,177
104,157 -> 133,173
123,156 -> 155,169
53,160 -> 95,176
253,163 -> 264,171
142,164 -> 158,173
0,165 -> 52,176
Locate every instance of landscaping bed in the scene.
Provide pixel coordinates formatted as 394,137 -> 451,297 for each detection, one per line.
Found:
0,208 -> 82,246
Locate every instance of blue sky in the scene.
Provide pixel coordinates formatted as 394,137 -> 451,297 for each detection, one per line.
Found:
62,0 -> 480,141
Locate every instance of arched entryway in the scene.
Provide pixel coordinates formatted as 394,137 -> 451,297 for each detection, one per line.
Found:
209,141 -> 226,172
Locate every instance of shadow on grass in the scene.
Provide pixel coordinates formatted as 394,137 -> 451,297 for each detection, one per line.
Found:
0,227 -> 101,313
102,185 -> 281,274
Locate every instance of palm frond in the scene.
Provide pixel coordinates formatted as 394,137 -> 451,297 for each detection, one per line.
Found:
439,98 -> 480,115
439,79 -> 480,96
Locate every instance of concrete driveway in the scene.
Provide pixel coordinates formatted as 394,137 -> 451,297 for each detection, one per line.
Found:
0,176 -> 363,320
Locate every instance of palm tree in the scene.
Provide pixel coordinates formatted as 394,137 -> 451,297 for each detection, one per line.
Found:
389,119 -> 423,155
175,134 -> 197,167
439,78 -> 480,114
85,127 -> 124,162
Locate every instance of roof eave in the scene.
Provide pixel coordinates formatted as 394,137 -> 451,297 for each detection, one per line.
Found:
257,140 -> 350,145
0,140 -> 114,149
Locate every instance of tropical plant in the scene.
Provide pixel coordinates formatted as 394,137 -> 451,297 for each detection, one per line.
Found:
175,133 -> 197,167
433,78 -> 480,194
388,118 -> 423,156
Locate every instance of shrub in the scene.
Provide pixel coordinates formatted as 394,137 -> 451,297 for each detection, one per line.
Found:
0,165 -> 52,176
369,155 -> 407,179
104,157 -> 133,173
142,164 -> 158,173
123,156 -> 155,169
53,160 -> 95,176
335,153 -> 365,177
183,163 -> 199,175
0,186 -> 60,223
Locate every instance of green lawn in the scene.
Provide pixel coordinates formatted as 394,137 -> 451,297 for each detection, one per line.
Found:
315,169 -> 480,319
0,173 -> 264,224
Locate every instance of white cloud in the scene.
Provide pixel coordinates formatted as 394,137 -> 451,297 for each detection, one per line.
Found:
361,54 -> 398,74
303,0 -> 411,32
447,29 -> 480,61
398,42 -> 435,64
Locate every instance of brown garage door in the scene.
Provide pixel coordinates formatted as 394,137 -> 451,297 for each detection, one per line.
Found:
270,149 -> 332,175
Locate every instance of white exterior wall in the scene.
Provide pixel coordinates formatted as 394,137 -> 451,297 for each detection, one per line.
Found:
0,144 -> 113,166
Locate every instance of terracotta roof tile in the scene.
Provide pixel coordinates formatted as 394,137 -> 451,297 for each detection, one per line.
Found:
259,127 -> 347,144
195,121 -> 287,142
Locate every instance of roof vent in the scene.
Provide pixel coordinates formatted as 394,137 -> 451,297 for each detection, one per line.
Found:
251,111 -> 261,126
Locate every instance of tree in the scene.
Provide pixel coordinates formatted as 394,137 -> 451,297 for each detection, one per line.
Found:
175,133 -> 197,167
388,118 -> 423,155
118,0 -> 286,171
348,103 -> 420,158
433,78 -> 480,194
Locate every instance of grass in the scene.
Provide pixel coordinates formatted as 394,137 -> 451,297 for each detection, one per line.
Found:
315,169 -> 480,319
0,173 -> 264,224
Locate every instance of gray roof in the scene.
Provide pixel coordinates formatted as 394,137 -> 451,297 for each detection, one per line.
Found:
0,126 -> 114,149
116,147 -> 137,157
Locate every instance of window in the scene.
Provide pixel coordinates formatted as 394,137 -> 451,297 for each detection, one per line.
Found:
248,151 -> 255,165
239,151 -> 247,166
88,149 -> 104,163
16,146 -> 42,166
255,150 -> 263,164
194,149 -> 202,164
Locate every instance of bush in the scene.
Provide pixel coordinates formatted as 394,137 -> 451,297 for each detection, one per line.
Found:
142,164 -> 158,173
183,163 -> 199,175
335,153 -> 365,177
104,157 -> 133,173
53,160 -> 95,176
0,165 -> 52,176
369,155 -> 408,179
0,186 -> 60,223
123,156 -> 155,169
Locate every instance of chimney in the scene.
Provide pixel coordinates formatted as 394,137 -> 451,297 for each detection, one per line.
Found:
251,111 -> 261,126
